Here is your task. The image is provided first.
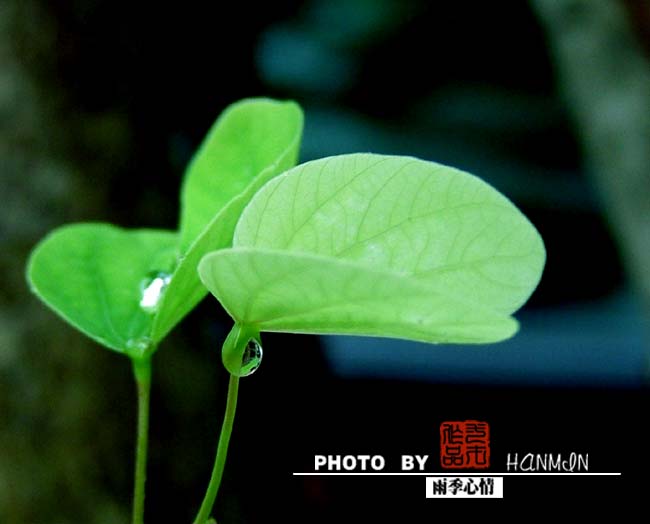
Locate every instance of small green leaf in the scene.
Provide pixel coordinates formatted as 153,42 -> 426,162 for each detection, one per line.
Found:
179,98 -> 303,252
151,99 -> 303,342
27,224 -> 177,357
199,154 -> 545,345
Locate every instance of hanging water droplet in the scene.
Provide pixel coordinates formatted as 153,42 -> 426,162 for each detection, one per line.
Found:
239,339 -> 263,376
221,324 -> 264,377
139,271 -> 172,313
126,336 -> 152,357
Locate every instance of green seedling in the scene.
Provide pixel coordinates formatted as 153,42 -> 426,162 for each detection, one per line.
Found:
26,98 -> 303,524
26,99 -> 545,524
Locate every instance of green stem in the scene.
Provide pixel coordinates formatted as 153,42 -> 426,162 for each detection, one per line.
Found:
132,357 -> 152,524
193,374 -> 240,524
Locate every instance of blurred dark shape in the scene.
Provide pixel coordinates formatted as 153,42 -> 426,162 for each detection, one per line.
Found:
323,291 -> 647,386
256,0 -> 417,98
532,0 -> 650,344
258,26 -> 357,96
622,0 -> 650,57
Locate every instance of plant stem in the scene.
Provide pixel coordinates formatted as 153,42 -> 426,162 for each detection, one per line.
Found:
193,374 -> 240,524
132,357 -> 152,524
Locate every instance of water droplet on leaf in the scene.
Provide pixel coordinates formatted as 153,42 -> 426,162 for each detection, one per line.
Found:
239,339 -> 262,376
139,271 -> 172,313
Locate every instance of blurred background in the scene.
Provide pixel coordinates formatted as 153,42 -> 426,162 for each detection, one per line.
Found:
2,0 -> 649,522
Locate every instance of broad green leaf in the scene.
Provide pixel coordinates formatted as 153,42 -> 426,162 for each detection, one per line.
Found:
151,99 -> 303,342
199,154 -> 545,350
26,224 -> 177,358
179,98 -> 303,252
234,154 -> 545,316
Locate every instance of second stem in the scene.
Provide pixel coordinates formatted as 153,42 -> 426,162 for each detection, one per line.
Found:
193,373 -> 240,524
132,356 -> 152,524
